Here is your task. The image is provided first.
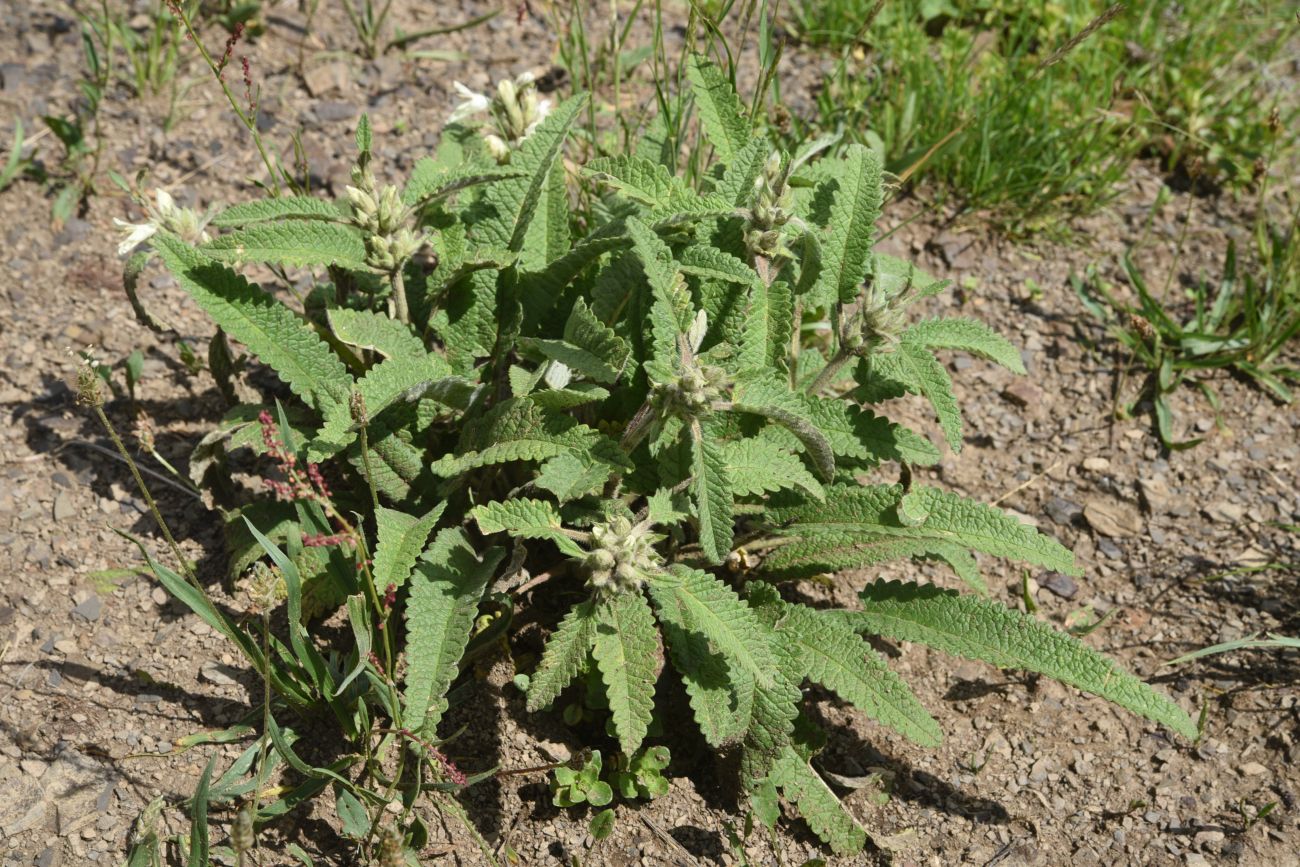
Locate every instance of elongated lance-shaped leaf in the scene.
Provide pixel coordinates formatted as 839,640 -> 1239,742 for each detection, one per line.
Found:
679,244 -> 760,286
869,341 -> 964,452
401,158 -> 524,207
816,144 -> 883,306
470,498 -> 585,558
731,376 -> 835,481
527,599 -> 597,711
800,399 -> 941,467
715,137 -> 771,206
686,54 -> 752,164
518,209 -> 634,330
759,533 -> 971,581
203,221 -> 370,270
210,196 -> 348,228
327,308 -> 429,360
847,580 -> 1198,739
627,216 -> 691,370
430,397 -> 629,477
315,355 -> 455,454
690,420 -> 734,564
523,159 -> 571,270
154,235 -> 351,413
475,94 -> 586,267
775,600 -> 941,746
371,504 -> 447,593
768,743 -> 867,855
770,483 -> 1078,575
584,155 -> 689,207
905,318 -> 1026,373
354,409 -> 425,501
404,529 -> 504,735
647,567 -> 778,744
522,298 -> 630,383
738,277 -> 793,373
722,438 -> 824,500
591,592 -> 661,754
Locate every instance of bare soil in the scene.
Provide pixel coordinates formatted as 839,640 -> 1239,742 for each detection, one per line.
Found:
1,2 -> 1297,865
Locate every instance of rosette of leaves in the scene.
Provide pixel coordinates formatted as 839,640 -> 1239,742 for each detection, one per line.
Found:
140,56 -> 1196,855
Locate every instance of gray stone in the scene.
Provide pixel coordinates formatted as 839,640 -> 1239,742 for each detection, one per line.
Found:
200,661 -> 240,687
1097,537 -> 1123,559
72,595 -> 102,622
53,218 -> 92,248
35,845 -> 60,867
314,101 -> 357,123
53,491 -> 75,521
1044,496 -> 1083,525
1039,572 -> 1078,599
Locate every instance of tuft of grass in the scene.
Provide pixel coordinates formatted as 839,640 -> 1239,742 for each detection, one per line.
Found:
1075,208 -> 1300,449
782,0 -> 1298,231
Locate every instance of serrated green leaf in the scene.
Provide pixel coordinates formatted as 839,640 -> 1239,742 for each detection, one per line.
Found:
210,196 -> 347,228
679,245 -> 758,286
817,144 -> 883,305
404,529 -> 503,734
776,602 -> 940,746
523,298 -> 629,383
738,278 -> 793,373
327,308 -> 429,360
691,421 -> 733,564
802,400 -> 941,467
585,155 -> 687,207
722,439 -> 824,500
371,504 -> 447,593
849,580 -> 1198,739
154,235 -> 351,413
731,377 -> 835,481
430,397 -> 628,477
527,599 -> 597,711
769,745 -> 867,855
627,217 -> 691,369
715,137 -> 770,205
402,157 -> 524,207
874,253 -> 946,298
769,483 -> 1078,575
591,593 -> 660,754
470,498 -> 585,558
315,355 -> 454,454
759,534 -> 968,580
203,221 -> 369,270
686,55 -> 751,164
476,94 -> 586,269
905,318 -> 1026,374
871,342 -> 964,452
535,453 -> 610,503
647,567 -> 777,745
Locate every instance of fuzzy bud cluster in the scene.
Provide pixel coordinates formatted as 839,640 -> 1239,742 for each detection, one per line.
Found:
654,363 -> 723,419
448,72 -> 552,164
584,516 -> 662,596
346,164 -> 422,272
744,150 -> 794,258
854,282 -> 911,354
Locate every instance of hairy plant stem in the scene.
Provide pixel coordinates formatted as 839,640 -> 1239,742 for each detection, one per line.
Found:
357,422 -> 381,513
390,268 -> 410,325
807,347 -> 854,395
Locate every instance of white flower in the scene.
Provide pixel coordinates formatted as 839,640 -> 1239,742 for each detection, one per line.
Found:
113,218 -> 158,256
448,81 -> 490,125
524,98 -> 552,137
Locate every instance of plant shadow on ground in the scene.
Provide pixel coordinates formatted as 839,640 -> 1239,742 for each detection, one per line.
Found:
800,697 -> 1012,826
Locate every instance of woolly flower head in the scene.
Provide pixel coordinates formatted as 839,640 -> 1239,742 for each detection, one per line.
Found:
113,188 -> 211,257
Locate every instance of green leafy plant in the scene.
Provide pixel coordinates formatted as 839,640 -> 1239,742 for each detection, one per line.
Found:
337,0 -> 497,60
551,750 -> 614,809
1075,213 -> 1300,448
117,54 -> 1196,857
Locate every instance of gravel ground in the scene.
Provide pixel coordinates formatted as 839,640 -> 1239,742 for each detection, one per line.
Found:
1,2 -> 1298,865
